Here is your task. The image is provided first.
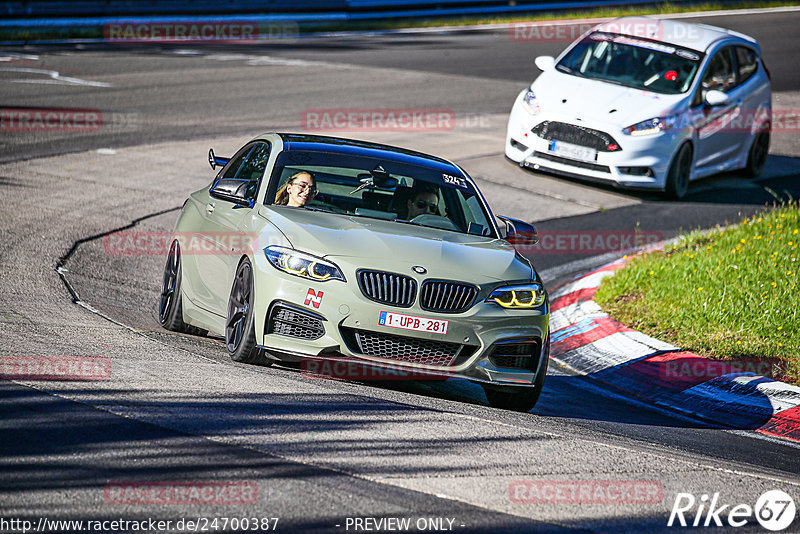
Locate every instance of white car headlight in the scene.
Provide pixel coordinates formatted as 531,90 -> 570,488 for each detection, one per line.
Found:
486,283 -> 546,309
522,89 -> 541,115
264,246 -> 345,282
622,114 -> 679,136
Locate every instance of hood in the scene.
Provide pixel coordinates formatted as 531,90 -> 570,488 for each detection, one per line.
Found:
532,70 -> 686,129
258,206 -> 532,283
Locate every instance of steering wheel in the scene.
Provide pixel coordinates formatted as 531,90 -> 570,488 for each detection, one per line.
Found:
409,213 -> 460,231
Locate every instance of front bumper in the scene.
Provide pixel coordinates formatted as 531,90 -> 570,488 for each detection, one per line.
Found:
251,256 -> 549,387
505,91 -> 682,191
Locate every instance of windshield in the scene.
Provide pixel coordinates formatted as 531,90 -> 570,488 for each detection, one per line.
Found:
556,32 -> 702,94
268,150 -> 496,237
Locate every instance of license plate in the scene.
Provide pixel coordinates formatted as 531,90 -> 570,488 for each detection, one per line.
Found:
378,311 -> 448,335
549,140 -> 597,162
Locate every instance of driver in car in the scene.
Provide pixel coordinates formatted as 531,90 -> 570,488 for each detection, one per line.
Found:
406,183 -> 440,219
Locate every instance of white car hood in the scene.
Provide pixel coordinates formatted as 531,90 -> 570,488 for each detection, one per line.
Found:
532,70 -> 686,129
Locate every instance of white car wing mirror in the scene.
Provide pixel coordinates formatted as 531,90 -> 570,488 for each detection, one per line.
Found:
534,56 -> 555,72
704,90 -> 731,107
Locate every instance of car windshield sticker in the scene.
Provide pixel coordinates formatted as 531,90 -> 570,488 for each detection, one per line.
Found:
590,32 -> 699,60
675,49 -> 701,61
442,173 -> 468,188
305,289 -> 323,308
612,35 -> 675,55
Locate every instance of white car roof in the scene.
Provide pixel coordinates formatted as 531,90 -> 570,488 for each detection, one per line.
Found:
594,16 -> 759,53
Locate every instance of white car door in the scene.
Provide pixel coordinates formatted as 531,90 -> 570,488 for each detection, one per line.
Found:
691,47 -> 745,173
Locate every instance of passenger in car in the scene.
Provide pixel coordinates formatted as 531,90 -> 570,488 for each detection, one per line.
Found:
275,171 -> 316,207
406,183 -> 440,220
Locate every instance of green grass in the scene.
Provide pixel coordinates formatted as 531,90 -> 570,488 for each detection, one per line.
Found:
2,1 -> 799,42
594,204 -> 800,382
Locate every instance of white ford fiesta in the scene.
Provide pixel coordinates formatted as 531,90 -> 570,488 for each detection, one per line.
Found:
506,17 -> 772,198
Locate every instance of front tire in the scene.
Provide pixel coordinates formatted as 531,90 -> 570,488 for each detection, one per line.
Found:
665,143 -> 692,200
482,343 -> 549,412
159,240 -> 206,336
226,258 -> 264,364
740,130 -> 770,178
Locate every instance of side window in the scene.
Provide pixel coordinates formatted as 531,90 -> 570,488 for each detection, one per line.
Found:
211,142 -> 271,202
221,145 -> 253,180
693,47 -> 736,106
736,46 -> 758,84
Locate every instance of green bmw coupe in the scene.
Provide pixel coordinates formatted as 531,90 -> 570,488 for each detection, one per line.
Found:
159,133 -> 549,411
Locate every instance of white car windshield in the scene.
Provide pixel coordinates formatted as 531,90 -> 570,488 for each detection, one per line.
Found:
556,32 -> 702,95
269,150 -> 496,237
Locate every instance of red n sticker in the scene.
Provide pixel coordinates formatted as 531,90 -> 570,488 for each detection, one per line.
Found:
305,289 -> 323,308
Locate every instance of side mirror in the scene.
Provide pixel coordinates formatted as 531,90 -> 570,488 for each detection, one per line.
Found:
704,90 -> 730,107
208,148 -> 230,170
497,215 -> 538,247
534,56 -> 555,72
210,179 -> 254,207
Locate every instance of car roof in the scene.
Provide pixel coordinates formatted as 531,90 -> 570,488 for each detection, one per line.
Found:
272,133 -> 466,176
594,16 -> 759,53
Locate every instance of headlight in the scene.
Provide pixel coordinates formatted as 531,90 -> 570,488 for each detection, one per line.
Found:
264,246 -> 345,282
622,114 -> 678,136
522,89 -> 541,115
486,283 -> 546,308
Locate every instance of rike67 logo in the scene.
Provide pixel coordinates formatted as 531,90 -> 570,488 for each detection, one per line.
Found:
668,490 -> 795,531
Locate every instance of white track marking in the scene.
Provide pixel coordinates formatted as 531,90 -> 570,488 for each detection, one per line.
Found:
0,67 -> 111,87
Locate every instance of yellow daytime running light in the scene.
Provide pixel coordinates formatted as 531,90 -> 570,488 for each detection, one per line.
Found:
281,254 -> 306,276
490,288 -> 541,308
493,292 -> 516,307
308,261 -> 331,280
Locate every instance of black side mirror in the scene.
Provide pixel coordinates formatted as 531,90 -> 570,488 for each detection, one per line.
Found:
497,215 -> 538,246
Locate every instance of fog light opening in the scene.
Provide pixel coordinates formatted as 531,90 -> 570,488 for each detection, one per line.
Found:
618,166 -> 654,177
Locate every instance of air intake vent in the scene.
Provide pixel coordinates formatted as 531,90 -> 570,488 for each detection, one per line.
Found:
357,269 -> 417,308
342,327 -> 476,367
531,121 -> 621,152
267,303 -> 324,340
488,340 -> 542,371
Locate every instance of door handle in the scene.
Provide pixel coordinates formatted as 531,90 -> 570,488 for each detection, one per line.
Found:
206,202 -> 215,214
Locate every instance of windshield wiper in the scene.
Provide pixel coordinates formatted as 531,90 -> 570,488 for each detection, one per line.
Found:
302,206 -> 336,214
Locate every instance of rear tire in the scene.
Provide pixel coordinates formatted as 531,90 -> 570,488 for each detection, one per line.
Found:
226,258 -> 263,364
740,130 -> 770,178
483,341 -> 549,412
664,143 -> 692,200
159,240 -> 206,336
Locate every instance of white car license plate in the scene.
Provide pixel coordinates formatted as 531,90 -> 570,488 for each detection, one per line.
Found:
378,311 -> 448,335
549,140 -> 597,162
